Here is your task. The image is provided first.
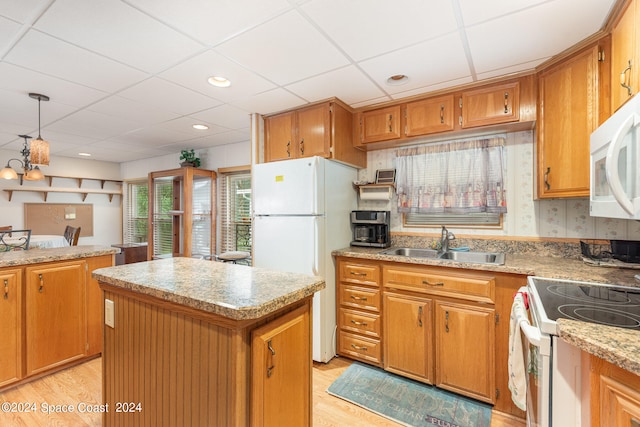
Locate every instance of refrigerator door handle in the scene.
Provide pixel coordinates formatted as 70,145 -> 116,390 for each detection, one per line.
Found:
312,217 -> 319,276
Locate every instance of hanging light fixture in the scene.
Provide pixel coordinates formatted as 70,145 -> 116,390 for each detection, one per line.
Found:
0,135 -> 45,181
28,93 -> 50,166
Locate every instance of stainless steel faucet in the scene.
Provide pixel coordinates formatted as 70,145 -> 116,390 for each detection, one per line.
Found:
440,226 -> 455,253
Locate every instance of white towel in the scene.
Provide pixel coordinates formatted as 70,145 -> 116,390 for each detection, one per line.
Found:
508,292 -> 528,411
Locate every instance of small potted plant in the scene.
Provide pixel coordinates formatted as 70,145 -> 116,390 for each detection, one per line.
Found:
179,149 -> 201,167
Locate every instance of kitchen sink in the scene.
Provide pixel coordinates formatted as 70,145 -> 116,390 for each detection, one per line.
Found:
378,247 -> 505,265
379,247 -> 439,258
438,250 -> 505,265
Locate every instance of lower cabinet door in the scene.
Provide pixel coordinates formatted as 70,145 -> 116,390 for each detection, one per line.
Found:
0,268 -> 22,387
383,292 -> 433,383
435,300 -> 495,403
251,304 -> 310,427
25,261 -> 87,376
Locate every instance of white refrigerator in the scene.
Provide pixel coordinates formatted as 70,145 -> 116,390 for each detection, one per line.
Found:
252,156 -> 357,362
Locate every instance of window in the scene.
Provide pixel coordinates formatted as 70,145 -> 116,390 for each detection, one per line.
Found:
396,136 -> 507,227
220,169 -> 252,265
123,180 -> 148,244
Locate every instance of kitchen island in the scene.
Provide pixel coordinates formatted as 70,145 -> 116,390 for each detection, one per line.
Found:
92,257 -> 325,427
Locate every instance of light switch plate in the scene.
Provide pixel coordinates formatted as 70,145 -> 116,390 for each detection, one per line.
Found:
105,299 -> 115,328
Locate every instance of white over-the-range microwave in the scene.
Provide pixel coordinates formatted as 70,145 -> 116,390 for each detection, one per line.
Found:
590,94 -> 640,220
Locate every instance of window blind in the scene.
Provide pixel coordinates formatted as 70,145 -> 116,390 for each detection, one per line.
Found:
220,171 -> 252,264
123,180 -> 148,244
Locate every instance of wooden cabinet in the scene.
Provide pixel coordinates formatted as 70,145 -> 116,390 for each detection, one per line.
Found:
359,105 -> 402,143
25,260 -> 87,376
148,167 -> 216,259
611,0 -> 639,111
383,292 -> 433,383
252,304 -> 311,427
354,76 -> 535,147
0,254 -> 114,390
404,95 -> 455,137
460,81 -> 520,128
589,354 -> 640,427
336,259 -> 382,366
0,268 -> 22,387
264,99 -> 366,168
382,263 -> 496,402
537,42 -> 605,198
435,300 -> 495,403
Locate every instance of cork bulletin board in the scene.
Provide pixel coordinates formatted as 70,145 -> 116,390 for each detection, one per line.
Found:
24,203 -> 93,237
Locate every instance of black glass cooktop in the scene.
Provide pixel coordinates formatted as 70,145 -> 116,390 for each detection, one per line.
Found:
530,277 -> 640,330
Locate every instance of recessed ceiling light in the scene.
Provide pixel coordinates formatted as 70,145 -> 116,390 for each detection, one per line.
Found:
207,76 -> 231,87
192,124 -> 209,130
386,74 -> 409,86
78,152 -> 91,157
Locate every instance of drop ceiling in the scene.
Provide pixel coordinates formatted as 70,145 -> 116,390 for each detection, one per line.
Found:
0,0 -> 617,163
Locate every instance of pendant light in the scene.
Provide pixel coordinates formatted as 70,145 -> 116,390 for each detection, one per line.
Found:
28,93 -> 50,166
0,135 -> 45,181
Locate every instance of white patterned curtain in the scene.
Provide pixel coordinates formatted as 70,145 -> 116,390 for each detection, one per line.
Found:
396,137 -> 507,214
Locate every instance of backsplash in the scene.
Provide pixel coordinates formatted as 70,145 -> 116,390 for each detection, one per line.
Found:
357,131 -> 640,241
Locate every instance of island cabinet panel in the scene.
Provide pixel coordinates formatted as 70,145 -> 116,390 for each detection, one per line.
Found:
101,286 -> 312,427
251,304 -> 311,427
25,260 -> 87,376
85,255 -> 114,356
589,354 -> 640,427
0,268 -> 22,387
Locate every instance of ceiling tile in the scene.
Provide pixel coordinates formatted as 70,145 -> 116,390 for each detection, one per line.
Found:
34,0 -> 204,73
160,50 -> 276,102
457,0 -> 547,26
125,0 -> 292,46
466,0 -> 616,74
87,96 -> 179,125
0,0 -> 46,23
231,88 -> 306,115
45,109 -> 143,139
216,10 -> 350,85
358,32 -> 471,95
191,104 -> 252,130
118,77 -> 222,116
302,0 -> 458,61
0,15 -> 22,53
285,65 -> 386,105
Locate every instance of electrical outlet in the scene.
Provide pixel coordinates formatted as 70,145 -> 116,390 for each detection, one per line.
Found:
105,299 -> 115,328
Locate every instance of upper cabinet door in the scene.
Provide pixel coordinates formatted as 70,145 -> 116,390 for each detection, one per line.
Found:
460,82 -> 520,128
296,103 -> 331,159
265,111 -> 296,162
611,0 -> 638,111
404,95 -> 455,137
360,105 -> 402,143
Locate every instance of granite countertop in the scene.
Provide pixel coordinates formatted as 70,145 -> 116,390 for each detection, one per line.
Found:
333,245 -> 640,376
0,245 -> 120,267
92,257 -> 325,321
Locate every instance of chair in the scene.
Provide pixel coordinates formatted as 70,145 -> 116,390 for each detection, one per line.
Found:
64,225 -> 81,246
0,229 -> 31,251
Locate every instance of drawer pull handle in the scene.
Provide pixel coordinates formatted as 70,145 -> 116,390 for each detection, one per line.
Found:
418,306 -> 423,327
38,273 -> 44,293
631,418 -> 640,427
440,104 -> 445,124
3,279 -> 8,299
351,320 -> 368,326
349,272 -> 367,277
422,280 -> 444,287
351,344 -> 368,352
286,141 -> 291,157
350,295 -> 368,301
503,91 -> 509,113
445,310 -> 449,333
621,60 -> 633,96
267,339 -> 276,378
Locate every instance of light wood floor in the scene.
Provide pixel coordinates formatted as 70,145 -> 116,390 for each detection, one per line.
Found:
0,356 -> 524,426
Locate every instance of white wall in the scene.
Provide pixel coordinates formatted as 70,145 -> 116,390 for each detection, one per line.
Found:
0,149 -> 122,245
357,131 -> 640,240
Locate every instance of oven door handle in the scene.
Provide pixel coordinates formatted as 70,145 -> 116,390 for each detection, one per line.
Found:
519,319 -> 544,347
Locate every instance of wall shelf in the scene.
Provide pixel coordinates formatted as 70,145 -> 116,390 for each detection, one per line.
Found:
354,183 -> 395,201
16,173 -> 122,188
4,187 -> 122,202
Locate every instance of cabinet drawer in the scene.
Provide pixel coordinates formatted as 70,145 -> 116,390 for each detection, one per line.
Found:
340,262 -> 380,286
383,265 -> 495,303
339,331 -> 381,365
339,285 -> 381,312
339,308 -> 381,338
